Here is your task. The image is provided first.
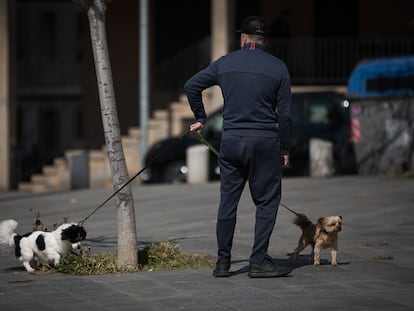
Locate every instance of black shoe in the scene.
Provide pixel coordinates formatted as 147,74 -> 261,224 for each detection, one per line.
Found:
248,258 -> 292,278
213,259 -> 231,277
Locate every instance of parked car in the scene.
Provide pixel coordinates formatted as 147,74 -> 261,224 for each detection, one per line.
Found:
140,91 -> 356,184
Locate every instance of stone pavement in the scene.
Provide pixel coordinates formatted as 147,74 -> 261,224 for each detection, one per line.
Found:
0,176 -> 413,310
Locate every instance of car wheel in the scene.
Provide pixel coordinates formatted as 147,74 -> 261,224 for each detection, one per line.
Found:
162,160 -> 188,184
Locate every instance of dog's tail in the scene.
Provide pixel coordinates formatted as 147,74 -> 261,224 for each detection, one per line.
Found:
0,219 -> 19,247
293,214 -> 313,230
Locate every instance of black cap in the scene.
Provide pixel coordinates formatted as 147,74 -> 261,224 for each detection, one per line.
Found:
237,16 -> 268,37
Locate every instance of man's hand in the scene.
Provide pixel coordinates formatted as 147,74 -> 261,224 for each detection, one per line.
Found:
189,121 -> 204,132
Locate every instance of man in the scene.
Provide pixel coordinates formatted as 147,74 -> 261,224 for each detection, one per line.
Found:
184,16 -> 292,278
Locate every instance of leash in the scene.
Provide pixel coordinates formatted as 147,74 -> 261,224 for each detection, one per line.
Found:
279,202 -> 302,216
194,131 -> 219,156
78,129 -> 192,226
78,128 -> 299,226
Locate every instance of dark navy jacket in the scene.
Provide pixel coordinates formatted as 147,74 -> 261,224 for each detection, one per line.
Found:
184,42 -> 292,155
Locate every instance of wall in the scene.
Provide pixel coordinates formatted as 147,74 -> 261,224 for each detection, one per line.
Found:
351,97 -> 414,175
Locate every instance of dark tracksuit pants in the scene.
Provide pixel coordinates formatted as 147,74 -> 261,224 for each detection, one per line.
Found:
217,134 -> 282,264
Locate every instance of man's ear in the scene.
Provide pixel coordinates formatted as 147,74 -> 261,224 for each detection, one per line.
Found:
241,34 -> 248,47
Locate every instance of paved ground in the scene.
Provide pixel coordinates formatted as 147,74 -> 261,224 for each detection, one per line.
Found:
0,176 -> 413,310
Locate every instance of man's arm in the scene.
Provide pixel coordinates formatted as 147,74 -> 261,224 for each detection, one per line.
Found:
277,75 -> 292,157
184,61 -> 220,125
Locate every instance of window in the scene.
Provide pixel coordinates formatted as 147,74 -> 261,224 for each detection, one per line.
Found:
309,104 -> 330,125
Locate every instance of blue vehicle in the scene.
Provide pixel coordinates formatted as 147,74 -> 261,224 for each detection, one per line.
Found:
348,55 -> 414,98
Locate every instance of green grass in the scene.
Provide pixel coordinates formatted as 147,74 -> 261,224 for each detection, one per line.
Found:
398,170 -> 414,179
48,241 -> 215,275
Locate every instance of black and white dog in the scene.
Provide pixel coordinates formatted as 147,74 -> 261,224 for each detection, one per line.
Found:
0,219 -> 86,272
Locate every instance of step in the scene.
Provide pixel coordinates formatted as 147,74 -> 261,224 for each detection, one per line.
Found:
31,174 -> 46,184
170,101 -> 192,115
89,150 -> 112,189
128,127 -> 140,139
178,94 -> 188,103
148,119 -> 169,146
53,157 -> 67,171
18,182 -> 33,192
42,165 -> 62,190
29,174 -> 48,193
153,109 -> 169,120
42,165 -> 58,176
122,136 -> 140,150
31,183 -> 48,193
64,149 -> 88,160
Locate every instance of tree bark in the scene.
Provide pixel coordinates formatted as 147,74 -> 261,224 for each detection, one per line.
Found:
83,0 -> 138,267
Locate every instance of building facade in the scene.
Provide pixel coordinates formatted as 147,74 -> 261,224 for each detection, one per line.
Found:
1,0 -> 413,189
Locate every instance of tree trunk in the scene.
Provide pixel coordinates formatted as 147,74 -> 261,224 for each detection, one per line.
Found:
83,0 -> 138,267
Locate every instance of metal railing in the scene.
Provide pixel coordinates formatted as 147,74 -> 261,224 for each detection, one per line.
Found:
153,37 -> 211,93
153,36 -> 414,91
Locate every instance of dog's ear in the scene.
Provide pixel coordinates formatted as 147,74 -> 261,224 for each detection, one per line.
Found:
316,217 -> 326,227
78,226 -> 87,240
61,227 -> 71,241
61,225 -> 87,242
61,231 -> 69,241
315,217 -> 326,235
314,225 -> 321,237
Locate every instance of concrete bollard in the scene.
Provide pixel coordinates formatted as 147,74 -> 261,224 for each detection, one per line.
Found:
68,151 -> 90,189
310,138 -> 334,177
187,144 -> 209,184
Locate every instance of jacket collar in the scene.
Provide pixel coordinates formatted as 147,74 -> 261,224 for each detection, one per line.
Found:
242,42 -> 265,50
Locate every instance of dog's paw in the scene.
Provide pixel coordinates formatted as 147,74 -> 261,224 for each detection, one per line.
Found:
23,262 -> 35,273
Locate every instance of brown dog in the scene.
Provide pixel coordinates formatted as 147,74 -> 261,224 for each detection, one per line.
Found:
292,214 -> 342,266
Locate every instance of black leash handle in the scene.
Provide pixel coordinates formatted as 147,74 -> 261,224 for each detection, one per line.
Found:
78,130 -> 192,226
